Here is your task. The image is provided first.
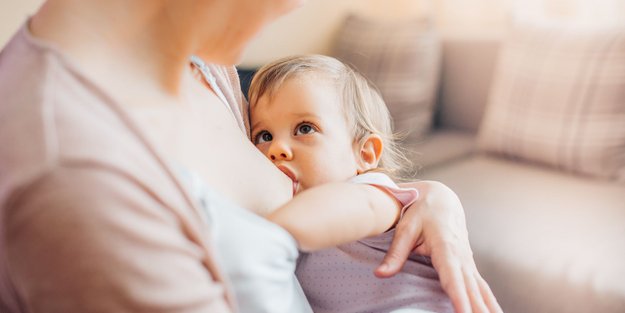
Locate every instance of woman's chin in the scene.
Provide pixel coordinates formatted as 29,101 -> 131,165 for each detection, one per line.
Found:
205,55 -> 241,67
193,48 -> 246,66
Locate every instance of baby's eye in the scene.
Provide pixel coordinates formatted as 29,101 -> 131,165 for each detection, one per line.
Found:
254,131 -> 273,144
295,123 -> 317,136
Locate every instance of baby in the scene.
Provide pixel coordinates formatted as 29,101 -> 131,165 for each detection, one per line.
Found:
248,55 -> 453,313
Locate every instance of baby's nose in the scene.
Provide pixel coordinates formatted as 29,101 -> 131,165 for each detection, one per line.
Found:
270,152 -> 289,161
268,141 -> 293,161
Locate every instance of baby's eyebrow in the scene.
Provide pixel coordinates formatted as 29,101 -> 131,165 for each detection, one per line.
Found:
291,112 -> 321,120
250,120 -> 263,133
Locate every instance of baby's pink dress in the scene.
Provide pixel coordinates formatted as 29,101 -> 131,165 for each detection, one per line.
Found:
296,172 -> 454,313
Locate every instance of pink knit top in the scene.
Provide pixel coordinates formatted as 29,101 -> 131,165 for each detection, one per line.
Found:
0,22 -> 242,312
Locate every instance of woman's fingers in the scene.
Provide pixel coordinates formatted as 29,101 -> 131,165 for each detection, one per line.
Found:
432,241 -> 503,313
440,258 -> 503,313
375,217 -> 420,277
477,273 -> 503,313
432,248 -> 471,313
464,268 -> 489,313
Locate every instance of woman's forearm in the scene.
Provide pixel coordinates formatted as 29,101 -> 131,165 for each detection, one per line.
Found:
267,182 -> 400,252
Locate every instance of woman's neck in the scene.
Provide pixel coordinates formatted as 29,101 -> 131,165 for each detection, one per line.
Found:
30,0 -> 201,96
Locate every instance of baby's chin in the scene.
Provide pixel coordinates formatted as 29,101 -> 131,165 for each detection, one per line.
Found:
295,178 -> 352,195
293,181 -> 300,196
293,181 -> 326,196
293,182 -> 310,196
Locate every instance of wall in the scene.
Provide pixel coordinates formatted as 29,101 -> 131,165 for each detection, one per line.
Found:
0,0 -> 44,46
239,0 -> 509,67
2,0 -> 624,67
240,0 -> 625,67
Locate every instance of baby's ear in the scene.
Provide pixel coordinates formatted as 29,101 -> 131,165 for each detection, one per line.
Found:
357,134 -> 383,174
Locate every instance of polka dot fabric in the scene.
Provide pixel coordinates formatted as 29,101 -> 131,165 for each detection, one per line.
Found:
295,173 -> 453,313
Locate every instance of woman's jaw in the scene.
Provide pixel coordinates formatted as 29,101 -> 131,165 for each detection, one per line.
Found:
192,0 -> 307,65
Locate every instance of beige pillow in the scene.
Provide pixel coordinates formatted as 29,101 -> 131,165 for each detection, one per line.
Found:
331,14 -> 441,144
478,26 -> 625,180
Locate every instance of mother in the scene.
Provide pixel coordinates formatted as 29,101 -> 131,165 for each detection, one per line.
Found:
0,0 -> 500,312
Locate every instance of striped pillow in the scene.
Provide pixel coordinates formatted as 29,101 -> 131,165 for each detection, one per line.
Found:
332,15 -> 441,143
478,26 -> 625,180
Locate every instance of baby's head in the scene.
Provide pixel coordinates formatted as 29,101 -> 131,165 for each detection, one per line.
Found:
249,55 -> 407,194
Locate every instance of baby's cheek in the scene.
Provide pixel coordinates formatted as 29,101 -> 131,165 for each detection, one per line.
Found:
301,165 -> 330,187
313,164 -> 352,185
254,144 -> 270,159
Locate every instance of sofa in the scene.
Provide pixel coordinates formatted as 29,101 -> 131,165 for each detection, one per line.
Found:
412,38 -> 625,313
238,19 -> 625,312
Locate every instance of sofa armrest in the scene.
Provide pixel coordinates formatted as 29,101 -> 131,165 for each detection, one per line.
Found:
404,129 -> 476,175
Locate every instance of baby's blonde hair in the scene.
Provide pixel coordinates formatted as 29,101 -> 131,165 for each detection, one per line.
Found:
248,54 -> 410,180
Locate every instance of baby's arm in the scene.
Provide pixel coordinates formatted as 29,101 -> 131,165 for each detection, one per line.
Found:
267,181 -> 403,252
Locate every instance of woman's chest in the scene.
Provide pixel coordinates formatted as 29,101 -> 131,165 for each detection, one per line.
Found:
129,97 -> 292,215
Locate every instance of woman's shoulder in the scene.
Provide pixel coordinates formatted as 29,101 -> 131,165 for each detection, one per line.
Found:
0,23 -> 173,202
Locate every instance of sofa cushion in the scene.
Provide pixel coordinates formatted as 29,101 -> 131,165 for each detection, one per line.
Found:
436,39 -> 500,132
422,155 -> 625,313
331,14 -> 441,144
477,26 -> 625,180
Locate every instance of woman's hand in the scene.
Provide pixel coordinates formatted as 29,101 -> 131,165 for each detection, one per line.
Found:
375,180 -> 502,313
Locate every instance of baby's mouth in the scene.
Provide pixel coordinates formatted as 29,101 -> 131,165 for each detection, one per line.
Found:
277,165 -> 299,196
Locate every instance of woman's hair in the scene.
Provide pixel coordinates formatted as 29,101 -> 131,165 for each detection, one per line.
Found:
248,54 -> 411,180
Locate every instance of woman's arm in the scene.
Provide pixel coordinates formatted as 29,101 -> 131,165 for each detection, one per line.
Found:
376,180 -> 502,313
267,182 -> 401,252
